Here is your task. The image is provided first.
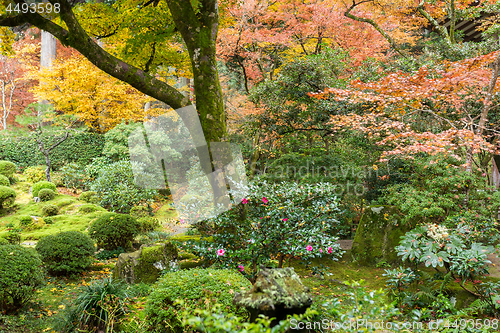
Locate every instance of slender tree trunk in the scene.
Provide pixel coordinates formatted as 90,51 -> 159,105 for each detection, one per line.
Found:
249,132 -> 261,178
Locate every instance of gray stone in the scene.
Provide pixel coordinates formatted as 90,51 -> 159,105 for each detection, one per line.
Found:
112,242 -> 178,284
233,267 -> 312,325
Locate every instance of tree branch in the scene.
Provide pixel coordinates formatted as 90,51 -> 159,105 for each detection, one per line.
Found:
476,51 -> 500,136
1,0 -> 189,110
344,0 -> 409,59
417,0 -> 451,44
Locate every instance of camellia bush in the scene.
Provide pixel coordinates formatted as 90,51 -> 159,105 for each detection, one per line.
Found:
185,181 -> 344,281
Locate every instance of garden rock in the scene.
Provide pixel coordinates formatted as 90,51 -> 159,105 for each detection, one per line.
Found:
113,242 -> 178,284
233,267 -> 312,325
24,216 -> 46,231
351,205 -> 416,266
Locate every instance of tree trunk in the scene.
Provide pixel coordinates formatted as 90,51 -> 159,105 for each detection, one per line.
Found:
40,30 -> 57,68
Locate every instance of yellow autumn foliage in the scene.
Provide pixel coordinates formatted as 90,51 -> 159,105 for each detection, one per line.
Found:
28,55 -> 163,132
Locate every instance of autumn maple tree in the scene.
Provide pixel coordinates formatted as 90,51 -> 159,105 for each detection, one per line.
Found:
309,50 -> 500,174
28,54 -> 163,132
218,0 -> 388,91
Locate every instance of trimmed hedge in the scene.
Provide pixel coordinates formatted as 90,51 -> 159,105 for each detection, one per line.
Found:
0,174 -> 9,186
0,245 -> 44,313
145,268 -> 251,332
0,186 -> 15,208
89,213 -> 141,250
38,188 -> 56,201
0,161 -> 16,178
36,231 -> 95,276
32,181 -> 57,197
0,132 -> 105,171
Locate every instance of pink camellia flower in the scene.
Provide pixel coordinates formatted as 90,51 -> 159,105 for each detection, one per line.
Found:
242,198 -> 248,204
327,247 -> 332,254
217,249 -> 225,256
238,265 -> 244,272
282,218 -> 288,222
306,245 -> 313,251
262,197 -> 268,204
319,248 -> 323,253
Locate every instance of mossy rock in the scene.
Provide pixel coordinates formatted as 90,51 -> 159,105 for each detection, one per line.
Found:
233,267 -> 312,324
177,251 -> 204,269
351,205 -> 416,266
113,242 -> 178,284
23,216 -> 46,231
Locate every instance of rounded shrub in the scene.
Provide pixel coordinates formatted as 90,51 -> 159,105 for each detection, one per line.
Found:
78,204 -> 102,214
138,217 -> 161,232
145,268 -> 251,332
32,181 -> 57,197
0,161 -> 16,178
42,204 -> 59,216
130,205 -> 150,218
18,215 -> 33,227
89,160 -> 157,213
36,231 -> 95,276
38,188 -> 56,201
88,213 -> 142,250
0,185 -> 16,208
24,165 -> 46,184
0,244 -> 44,313
79,191 -> 99,204
0,174 -> 9,186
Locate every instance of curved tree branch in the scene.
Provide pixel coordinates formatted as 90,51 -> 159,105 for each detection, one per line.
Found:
1,0 -> 189,109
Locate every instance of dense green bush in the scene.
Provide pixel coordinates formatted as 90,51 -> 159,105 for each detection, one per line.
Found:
24,165 -> 46,184
0,174 -> 9,186
145,268 -> 251,333
78,204 -> 102,214
42,204 -> 59,216
0,237 -> 8,245
38,188 -> 56,201
0,131 -> 105,170
138,217 -> 161,232
130,205 -> 150,218
89,160 -> 157,214
79,191 -> 99,204
88,213 -> 142,250
0,185 -> 16,208
0,160 -> 16,178
60,162 -> 86,190
32,181 -> 57,197
18,215 -> 32,227
0,244 -> 44,313
36,231 -> 95,276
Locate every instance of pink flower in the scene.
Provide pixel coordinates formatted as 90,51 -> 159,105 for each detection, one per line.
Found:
260,217 -> 263,219
319,248 -> 323,253
262,197 -> 268,204
242,198 -> 248,204
282,218 -> 288,222
306,245 -> 312,251
217,249 -> 225,256
238,265 -> 244,272
327,247 -> 332,254
179,219 -> 185,224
